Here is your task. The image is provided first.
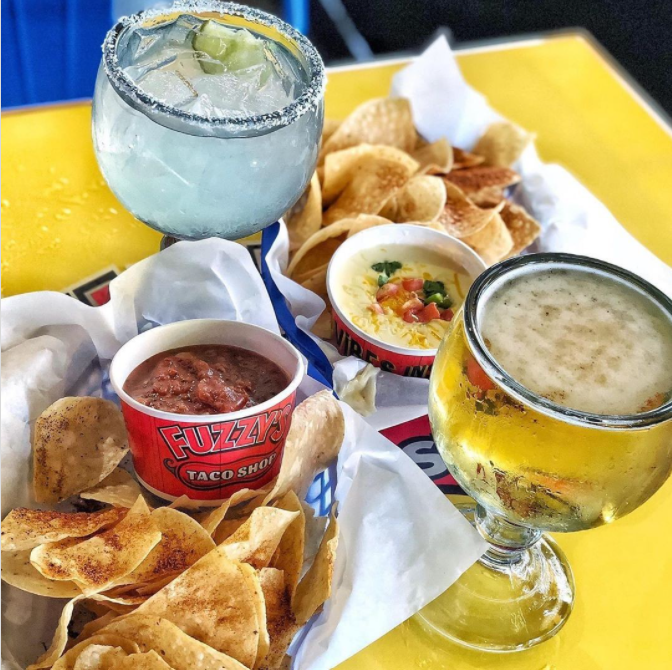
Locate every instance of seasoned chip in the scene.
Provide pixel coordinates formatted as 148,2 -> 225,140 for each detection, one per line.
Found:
473,121 -> 533,167
462,212 -> 514,265
300,265 -> 329,302
386,175 -> 447,223
285,172 -> 322,252
443,165 -> 520,194
322,118 -> 341,144
293,512 -> 339,625
47,635 -> 140,670
239,561 -> 270,669
311,309 -> 333,341
270,491 -> 305,601
30,497 -> 161,593
263,391 -> 344,504
199,487 -> 265,537
213,516 -> 249,546
412,137 -> 453,174
135,551 -> 261,668
99,615 -> 249,670
27,595 -> 82,669
219,507 -> 300,569
320,98 -> 416,160
452,147 -> 485,169
33,397 -> 129,504
71,644 -> 128,670
257,568 -> 300,670
323,158 -> 413,226
322,144 -> 419,205
1,549 -> 82,597
500,201 -> 542,255
107,650 -> 173,669
437,182 -> 503,238
469,186 -> 505,208
1,506 -> 126,551
76,612 -> 119,643
117,507 -> 215,588
80,469 -> 142,509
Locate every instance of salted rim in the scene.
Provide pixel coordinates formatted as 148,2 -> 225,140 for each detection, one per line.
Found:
464,252 -> 672,430
102,0 -> 326,138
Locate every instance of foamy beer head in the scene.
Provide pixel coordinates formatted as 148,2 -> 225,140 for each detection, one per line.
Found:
429,254 -> 672,532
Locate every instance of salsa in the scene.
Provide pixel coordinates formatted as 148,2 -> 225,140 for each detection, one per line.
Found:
123,344 -> 290,415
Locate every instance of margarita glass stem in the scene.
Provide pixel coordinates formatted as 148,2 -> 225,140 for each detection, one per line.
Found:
474,505 -> 542,568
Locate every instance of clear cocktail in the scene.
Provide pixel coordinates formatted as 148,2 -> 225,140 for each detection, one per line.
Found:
93,2 -> 325,240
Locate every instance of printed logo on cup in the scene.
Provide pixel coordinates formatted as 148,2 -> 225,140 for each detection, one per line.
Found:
121,395 -> 295,501
333,311 -> 435,379
381,414 -> 464,495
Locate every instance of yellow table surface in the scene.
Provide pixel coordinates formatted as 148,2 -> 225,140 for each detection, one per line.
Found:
2,32 -> 672,668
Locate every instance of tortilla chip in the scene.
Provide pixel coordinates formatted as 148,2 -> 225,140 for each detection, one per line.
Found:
437,182 -> 503,238
499,201 -> 542,255
80,469 -> 142,509
389,175 -> 447,223
71,644 -> 129,669
301,504 -> 328,571
311,309 -> 333,340
270,492 -> 305,601
134,575 -> 176,596
117,507 -> 215,588
323,157 -> 414,226
257,569 -> 301,670
1,549 -> 82,597
33,397 -> 129,504
166,495 -> 205,510
219,507 -> 300,569
27,595 -> 82,669
462,213 -> 514,265
237,562 -> 269,669
412,137 -> 453,174
31,497 -> 161,593
452,147 -> 485,169
100,615 -> 249,670
76,612 -> 120,643
213,516 -> 249,546
293,512 -> 339,625
135,551 -> 261,668
1,506 -> 126,551
469,186 -> 505,208
473,121 -> 533,167
322,144 -> 419,205
300,265 -> 328,302
108,651 -> 173,669
320,98 -> 416,160
287,221 -> 350,278
322,118 -> 340,144
285,172 -> 322,252
443,165 -> 520,194
47,635 -> 140,670
263,391 -> 344,504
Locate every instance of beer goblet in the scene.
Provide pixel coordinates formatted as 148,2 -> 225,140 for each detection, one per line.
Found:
420,253 -> 672,651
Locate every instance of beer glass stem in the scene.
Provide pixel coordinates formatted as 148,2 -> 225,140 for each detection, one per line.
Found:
475,505 -> 542,567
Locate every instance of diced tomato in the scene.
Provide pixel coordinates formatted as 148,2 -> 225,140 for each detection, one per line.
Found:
466,356 -> 495,391
376,283 -> 399,302
401,297 -> 424,312
367,303 -> 384,314
418,303 -> 441,323
402,277 -> 424,292
403,309 -> 419,323
440,309 -> 454,321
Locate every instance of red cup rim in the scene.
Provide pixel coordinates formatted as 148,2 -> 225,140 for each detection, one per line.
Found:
109,319 -> 305,423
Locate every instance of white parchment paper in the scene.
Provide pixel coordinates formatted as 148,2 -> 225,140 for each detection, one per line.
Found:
265,36 -> 672,426
1,239 -> 486,670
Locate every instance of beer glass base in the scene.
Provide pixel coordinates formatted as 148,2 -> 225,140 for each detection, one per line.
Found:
416,505 -> 574,653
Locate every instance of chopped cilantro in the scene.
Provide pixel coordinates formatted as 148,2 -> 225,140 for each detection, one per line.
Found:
423,279 -> 445,296
372,261 -> 402,277
377,274 -> 389,287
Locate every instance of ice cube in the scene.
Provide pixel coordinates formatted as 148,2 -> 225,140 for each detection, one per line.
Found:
127,27 -> 163,62
137,69 -> 198,108
163,14 -> 204,48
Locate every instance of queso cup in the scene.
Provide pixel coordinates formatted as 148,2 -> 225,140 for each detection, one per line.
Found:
327,224 -> 487,378
110,319 -> 305,505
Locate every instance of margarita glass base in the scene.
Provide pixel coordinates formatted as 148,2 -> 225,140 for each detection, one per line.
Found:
416,504 -> 574,653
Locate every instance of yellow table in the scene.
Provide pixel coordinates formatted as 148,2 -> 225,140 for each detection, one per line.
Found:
2,32 -> 672,668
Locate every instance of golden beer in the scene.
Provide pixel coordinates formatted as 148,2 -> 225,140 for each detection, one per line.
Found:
420,254 -> 672,651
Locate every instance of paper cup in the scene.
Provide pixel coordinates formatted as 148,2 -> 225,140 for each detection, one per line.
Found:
110,319 -> 304,505
327,224 -> 487,378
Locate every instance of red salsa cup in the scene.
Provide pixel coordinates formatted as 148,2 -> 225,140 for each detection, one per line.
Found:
110,319 -> 305,505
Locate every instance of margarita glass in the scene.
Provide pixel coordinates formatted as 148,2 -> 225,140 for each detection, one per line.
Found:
93,1 -> 325,240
